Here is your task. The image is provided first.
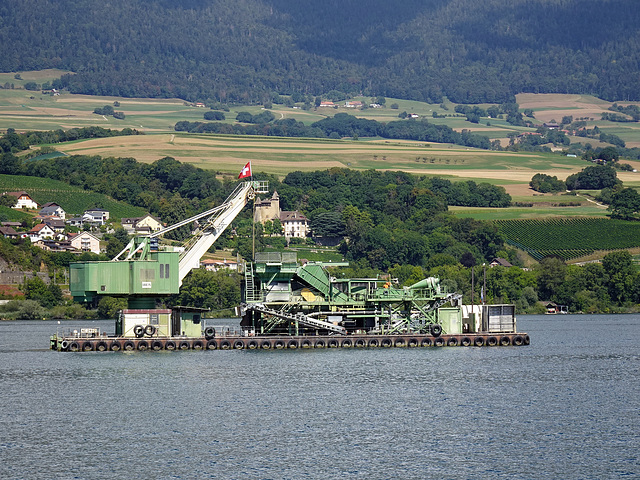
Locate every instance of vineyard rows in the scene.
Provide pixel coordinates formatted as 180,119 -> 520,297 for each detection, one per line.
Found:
495,218 -> 640,261
0,174 -> 146,219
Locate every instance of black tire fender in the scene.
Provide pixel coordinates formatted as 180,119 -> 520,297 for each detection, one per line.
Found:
133,325 -> 144,338
144,325 -> 156,337
204,326 -> 216,339
431,324 -> 442,337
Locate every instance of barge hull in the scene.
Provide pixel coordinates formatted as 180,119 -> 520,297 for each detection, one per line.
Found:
51,332 -> 530,352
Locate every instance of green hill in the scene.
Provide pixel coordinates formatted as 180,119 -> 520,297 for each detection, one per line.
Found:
1,0 -> 639,103
0,174 -> 147,219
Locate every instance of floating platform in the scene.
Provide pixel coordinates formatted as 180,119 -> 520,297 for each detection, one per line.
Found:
50,332 -> 530,352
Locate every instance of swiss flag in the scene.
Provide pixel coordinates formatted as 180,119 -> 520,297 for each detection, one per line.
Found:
238,162 -> 252,179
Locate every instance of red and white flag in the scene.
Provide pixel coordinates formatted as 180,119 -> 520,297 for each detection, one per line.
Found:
238,161 -> 252,179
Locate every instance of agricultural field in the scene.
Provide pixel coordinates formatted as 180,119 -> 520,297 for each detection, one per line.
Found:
3,71 -> 640,221
0,174 -> 147,219
494,218 -> 640,261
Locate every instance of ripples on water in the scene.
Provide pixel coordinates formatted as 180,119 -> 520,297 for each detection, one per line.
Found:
0,315 -> 638,479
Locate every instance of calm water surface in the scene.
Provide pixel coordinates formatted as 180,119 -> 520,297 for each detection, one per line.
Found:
0,315 -> 638,479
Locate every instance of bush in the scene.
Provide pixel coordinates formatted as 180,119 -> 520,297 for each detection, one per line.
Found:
18,299 -> 46,319
204,111 -> 225,121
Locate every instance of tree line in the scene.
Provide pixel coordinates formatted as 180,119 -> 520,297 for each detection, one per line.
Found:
176,113 -> 497,150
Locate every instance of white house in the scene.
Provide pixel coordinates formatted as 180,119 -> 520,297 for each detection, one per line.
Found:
39,202 -> 66,219
69,232 -> 101,254
28,223 -> 56,242
200,259 -> 238,272
83,208 -> 110,225
5,191 -> 38,210
280,211 -> 310,239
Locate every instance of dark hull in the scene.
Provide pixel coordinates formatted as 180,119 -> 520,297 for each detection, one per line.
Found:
51,332 -> 530,352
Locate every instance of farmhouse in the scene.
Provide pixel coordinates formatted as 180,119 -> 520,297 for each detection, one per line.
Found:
4,191 -> 38,209
0,226 -> 19,239
344,101 -> 363,108
319,101 -> 335,107
490,257 -> 513,268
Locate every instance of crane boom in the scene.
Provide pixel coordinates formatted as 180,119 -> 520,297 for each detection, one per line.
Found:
177,180 -> 267,284
70,180 -> 267,303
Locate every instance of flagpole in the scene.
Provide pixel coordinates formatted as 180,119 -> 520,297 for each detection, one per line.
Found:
251,163 -> 255,261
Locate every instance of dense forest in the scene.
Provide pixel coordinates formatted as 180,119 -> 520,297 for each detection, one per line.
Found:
1,0 -> 639,103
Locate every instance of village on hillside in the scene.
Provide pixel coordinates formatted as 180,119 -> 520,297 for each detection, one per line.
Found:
0,189 -> 313,272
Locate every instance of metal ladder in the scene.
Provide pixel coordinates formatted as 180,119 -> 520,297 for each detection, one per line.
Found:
244,262 -> 259,302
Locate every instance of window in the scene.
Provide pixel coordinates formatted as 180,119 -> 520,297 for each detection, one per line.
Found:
160,264 -> 170,279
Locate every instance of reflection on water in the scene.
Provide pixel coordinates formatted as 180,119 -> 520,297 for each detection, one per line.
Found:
0,315 -> 638,479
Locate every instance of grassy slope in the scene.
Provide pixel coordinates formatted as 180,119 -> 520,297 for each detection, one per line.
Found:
0,174 -> 147,218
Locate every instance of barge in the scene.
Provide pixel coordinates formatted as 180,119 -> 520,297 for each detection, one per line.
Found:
50,179 -> 529,352
51,252 -> 529,352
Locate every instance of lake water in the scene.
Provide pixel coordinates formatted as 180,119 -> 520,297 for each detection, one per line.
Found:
0,315 -> 638,479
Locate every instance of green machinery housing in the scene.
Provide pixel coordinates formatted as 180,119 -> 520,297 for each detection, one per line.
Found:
70,239 -> 180,307
240,252 -> 464,336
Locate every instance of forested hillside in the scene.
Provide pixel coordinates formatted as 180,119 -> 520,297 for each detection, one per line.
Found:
2,0 -> 638,103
